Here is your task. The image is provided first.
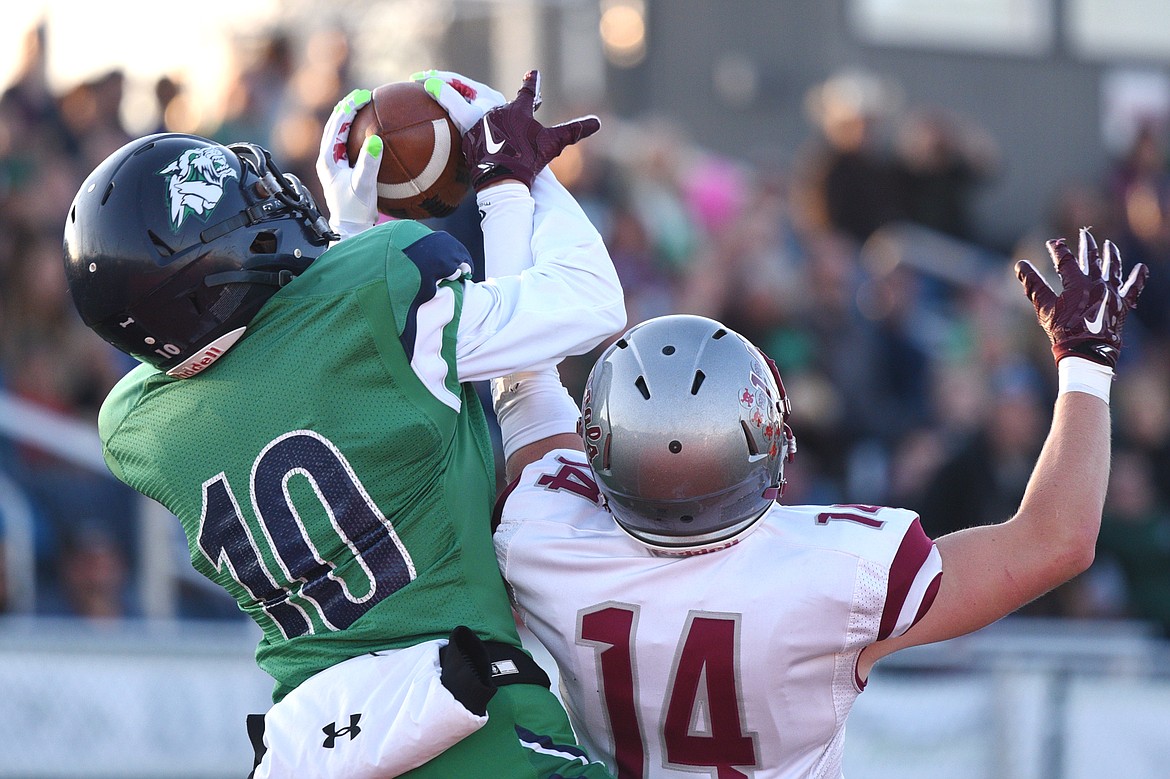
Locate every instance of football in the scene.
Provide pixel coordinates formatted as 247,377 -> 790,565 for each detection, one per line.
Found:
345,81 -> 469,219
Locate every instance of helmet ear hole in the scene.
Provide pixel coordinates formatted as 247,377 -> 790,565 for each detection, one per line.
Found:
249,231 -> 278,254
148,230 -> 175,256
741,420 -> 760,456
187,292 -> 205,316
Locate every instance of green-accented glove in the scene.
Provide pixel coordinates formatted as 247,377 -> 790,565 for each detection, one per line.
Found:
315,88 -> 382,241
411,69 -> 509,134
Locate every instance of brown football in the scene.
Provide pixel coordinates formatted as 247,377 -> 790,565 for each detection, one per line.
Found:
345,81 -> 469,219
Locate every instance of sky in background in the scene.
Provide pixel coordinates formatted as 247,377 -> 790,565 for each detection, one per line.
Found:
1,0 -> 280,132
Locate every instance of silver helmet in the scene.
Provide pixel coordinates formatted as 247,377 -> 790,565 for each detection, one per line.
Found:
580,315 -> 795,554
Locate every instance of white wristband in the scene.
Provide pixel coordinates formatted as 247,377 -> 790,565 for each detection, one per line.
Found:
1058,356 -> 1113,403
491,368 -> 580,460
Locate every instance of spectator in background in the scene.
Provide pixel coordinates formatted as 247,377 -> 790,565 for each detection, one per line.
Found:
38,523 -> 138,621
268,27 -> 352,193
1014,179 -> 1121,267
1112,363 -> 1170,507
57,69 -> 132,173
1106,119 -> 1170,342
0,538 -> 8,614
893,108 -> 999,245
916,365 -> 1048,540
796,69 -> 907,245
0,20 -> 74,160
216,31 -> 295,150
1107,119 -> 1170,255
621,117 -> 702,278
772,231 -> 871,501
677,156 -> 807,351
1089,448 -> 1170,636
150,76 -> 187,134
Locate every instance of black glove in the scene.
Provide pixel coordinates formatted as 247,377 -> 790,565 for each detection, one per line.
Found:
462,70 -> 600,190
439,626 -> 496,717
1016,227 -> 1148,368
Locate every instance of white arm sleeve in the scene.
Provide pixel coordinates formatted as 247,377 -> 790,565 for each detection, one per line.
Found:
491,367 -> 581,459
477,181 -> 535,279
455,169 -> 625,383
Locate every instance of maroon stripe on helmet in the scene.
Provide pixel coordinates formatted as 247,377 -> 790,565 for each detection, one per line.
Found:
877,517 -> 936,641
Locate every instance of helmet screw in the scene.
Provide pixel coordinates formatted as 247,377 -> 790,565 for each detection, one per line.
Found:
88,263 -> 97,272
669,440 -> 682,453
294,248 -> 302,258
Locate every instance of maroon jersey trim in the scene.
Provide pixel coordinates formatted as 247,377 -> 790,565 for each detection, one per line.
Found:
877,517 -> 938,641
491,477 -> 522,533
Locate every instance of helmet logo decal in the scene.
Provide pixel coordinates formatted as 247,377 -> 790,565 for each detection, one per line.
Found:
157,147 -> 239,231
581,388 -> 609,466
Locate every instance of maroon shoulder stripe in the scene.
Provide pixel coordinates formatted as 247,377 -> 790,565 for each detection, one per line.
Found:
877,517 -> 936,641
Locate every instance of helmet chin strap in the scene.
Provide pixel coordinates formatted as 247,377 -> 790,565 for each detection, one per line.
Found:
203,268 -> 297,288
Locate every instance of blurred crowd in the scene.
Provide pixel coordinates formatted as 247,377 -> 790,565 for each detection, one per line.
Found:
0,23 -> 1168,637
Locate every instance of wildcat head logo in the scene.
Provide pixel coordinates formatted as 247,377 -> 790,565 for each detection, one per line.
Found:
158,147 -> 239,231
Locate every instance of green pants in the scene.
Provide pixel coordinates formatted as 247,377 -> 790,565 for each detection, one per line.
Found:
401,683 -> 614,778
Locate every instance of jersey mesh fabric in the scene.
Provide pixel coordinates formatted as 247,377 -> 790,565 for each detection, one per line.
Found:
99,222 -> 517,701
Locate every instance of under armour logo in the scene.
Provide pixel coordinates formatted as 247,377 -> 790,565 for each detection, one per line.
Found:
322,713 -> 362,749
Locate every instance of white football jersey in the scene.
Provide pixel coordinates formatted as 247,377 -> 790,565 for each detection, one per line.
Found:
494,449 -> 943,779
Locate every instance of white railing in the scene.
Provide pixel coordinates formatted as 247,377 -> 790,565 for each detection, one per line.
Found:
0,470 -> 35,612
0,616 -> 1165,778
0,391 -> 176,617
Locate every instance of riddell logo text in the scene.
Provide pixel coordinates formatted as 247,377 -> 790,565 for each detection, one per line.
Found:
172,346 -> 224,378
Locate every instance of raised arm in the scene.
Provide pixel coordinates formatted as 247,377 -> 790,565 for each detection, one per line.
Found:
860,229 -> 1148,674
415,71 -> 616,480
439,71 -> 622,382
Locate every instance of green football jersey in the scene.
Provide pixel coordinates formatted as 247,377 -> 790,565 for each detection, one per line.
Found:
98,221 -> 518,701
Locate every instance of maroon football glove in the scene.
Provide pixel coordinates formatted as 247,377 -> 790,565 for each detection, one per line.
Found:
1016,228 -> 1148,368
462,69 -> 600,190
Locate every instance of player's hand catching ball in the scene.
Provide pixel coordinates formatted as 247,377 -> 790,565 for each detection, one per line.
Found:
412,69 -> 508,134
316,88 -> 382,241
462,70 -> 600,191
1016,227 -> 1148,368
